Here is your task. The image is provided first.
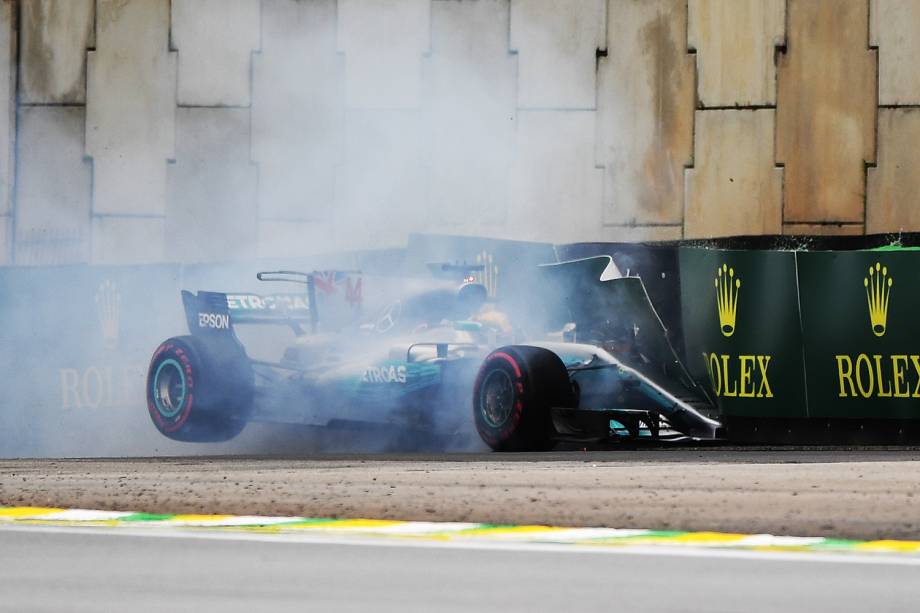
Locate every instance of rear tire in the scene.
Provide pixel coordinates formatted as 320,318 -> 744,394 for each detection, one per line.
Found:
473,345 -> 574,451
147,335 -> 253,442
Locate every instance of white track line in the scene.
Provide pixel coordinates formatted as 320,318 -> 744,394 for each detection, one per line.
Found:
1,523 -> 918,567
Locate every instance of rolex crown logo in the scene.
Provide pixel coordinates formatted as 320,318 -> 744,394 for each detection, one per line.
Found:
715,264 -> 740,338
476,250 -> 499,299
864,262 -> 892,337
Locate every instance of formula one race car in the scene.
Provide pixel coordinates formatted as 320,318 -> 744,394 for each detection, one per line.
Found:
146,257 -> 722,450
147,267 -> 498,443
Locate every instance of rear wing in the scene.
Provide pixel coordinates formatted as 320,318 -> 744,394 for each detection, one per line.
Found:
182,290 -> 314,338
182,269 -> 361,337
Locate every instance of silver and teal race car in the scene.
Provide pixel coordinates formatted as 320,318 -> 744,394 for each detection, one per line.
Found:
146,258 -> 721,450
147,267 -> 494,444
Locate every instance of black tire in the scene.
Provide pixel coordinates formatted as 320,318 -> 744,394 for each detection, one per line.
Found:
473,345 -> 574,451
146,335 -> 253,443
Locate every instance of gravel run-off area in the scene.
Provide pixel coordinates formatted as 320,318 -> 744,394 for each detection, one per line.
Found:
2,448 -> 920,540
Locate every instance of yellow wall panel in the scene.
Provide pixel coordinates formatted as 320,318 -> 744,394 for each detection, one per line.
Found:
871,0 -> 920,105
689,0 -> 784,107
598,0 -> 694,225
776,0 -> 876,223
685,110 -> 782,238
867,109 -> 920,233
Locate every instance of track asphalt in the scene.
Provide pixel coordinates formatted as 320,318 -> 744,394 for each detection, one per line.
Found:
1,518 -> 918,613
4,449 -> 920,610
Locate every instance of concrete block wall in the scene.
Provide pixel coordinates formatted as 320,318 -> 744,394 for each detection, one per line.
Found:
86,0 -> 175,263
868,0 -> 920,234
0,0 -> 12,264
598,0 -> 694,237
510,0 -> 605,109
15,0 -> 91,266
252,0 -> 340,256
685,109 -> 783,238
777,0 -> 876,232
684,0 -> 784,239
425,0 -> 515,232
167,107 -> 258,262
16,106 -> 91,265
6,0 -> 920,265
172,0 -> 260,107
511,110 -> 603,243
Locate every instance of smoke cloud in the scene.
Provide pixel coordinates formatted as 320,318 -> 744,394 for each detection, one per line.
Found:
0,0 -> 601,458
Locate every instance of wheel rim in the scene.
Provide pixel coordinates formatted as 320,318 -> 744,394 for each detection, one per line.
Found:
153,359 -> 186,419
479,369 -> 515,428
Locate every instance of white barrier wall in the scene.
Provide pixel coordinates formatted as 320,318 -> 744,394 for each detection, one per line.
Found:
7,0 -> 920,265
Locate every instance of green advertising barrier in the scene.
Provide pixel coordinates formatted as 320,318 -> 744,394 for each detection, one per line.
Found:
679,248 -> 808,418
798,249 -> 920,418
680,244 -> 920,422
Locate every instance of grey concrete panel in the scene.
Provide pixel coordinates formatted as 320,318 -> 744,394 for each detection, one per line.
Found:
252,0 -> 343,222
91,216 -> 164,264
510,110 -> 603,243
424,0 -> 516,231
14,107 -> 92,265
337,0 -> 430,108
335,110 -> 427,250
0,0 -> 12,218
167,108 -> 257,263
0,215 -> 8,264
86,0 -> 176,217
172,0 -> 260,107
19,0 -> 94,104
510,0 -> 606,109
257,220 -> 335,258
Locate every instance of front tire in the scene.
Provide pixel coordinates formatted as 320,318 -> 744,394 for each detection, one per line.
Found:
147,335 -> 253,442
473,345 -> 574,451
